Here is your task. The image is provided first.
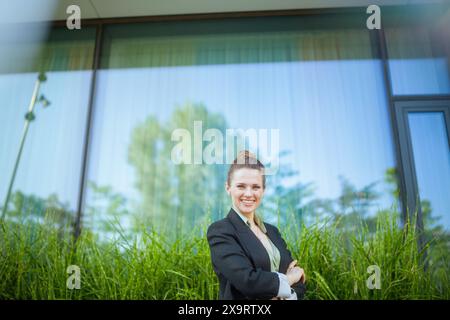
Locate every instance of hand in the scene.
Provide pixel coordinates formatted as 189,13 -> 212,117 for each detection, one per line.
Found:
286,267 -> 301,286
287,260 -> 297,273
286,260 -> 306,286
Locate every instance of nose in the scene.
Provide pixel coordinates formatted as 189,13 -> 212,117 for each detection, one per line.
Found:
243,187 -> 253,197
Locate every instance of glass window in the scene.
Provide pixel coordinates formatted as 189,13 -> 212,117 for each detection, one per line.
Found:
0,27 -> 96,225
85,15 -> 398,239
408,112 -> 450,231
385,9 -> 450,95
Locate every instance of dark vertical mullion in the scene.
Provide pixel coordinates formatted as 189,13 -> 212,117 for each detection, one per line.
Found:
377,27 -> 428,256
74,23 -> 104,240
444,107 -> 450,148
376,27 -> 410,226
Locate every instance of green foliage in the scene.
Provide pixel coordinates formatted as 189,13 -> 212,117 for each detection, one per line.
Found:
286,210 -> 449,299
0,210 -> 448,300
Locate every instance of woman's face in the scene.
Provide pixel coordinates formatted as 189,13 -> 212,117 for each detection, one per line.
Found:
226,168 -> 264,215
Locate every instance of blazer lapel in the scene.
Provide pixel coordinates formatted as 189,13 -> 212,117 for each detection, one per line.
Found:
227,208 -> 271,272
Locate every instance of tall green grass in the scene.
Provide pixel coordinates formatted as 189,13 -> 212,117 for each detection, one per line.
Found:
284,211 -> 449,299
0,210 -> 448,300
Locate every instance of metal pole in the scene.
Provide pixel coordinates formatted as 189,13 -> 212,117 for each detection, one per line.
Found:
1,73 -> 45,220
74,24 -> 104,241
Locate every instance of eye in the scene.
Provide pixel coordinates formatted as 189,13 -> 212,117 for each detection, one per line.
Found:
237,185 -> 245,189
252,186 -> 261,190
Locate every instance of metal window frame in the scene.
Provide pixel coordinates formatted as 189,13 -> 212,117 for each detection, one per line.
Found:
395,101 -> 450,216
74,24 -> 104,240
394,100 -> 450,251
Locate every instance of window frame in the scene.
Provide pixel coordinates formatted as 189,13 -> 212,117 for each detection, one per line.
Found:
394,100 -> 450,241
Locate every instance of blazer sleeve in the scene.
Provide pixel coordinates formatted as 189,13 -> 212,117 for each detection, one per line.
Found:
207,221 -> 279,299
273,226 -> 306,300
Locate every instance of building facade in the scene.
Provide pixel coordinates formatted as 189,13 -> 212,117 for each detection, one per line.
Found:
0,4 -> 449,244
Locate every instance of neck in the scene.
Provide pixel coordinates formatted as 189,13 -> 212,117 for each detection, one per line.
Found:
232,204 -> 254,223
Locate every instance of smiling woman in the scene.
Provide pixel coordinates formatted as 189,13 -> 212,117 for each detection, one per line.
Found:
207,151 -> 306,300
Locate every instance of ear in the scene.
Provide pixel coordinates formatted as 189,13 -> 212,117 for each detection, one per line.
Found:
225,182 -> 230,195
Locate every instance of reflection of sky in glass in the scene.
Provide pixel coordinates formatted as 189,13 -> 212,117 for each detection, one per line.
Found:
389,58 -> 450,95
0,71 -> 92,211
88,59 -> 396,215
408,112 -> 450,230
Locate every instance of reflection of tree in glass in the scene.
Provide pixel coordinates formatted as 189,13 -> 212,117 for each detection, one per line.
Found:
262,150 -> 315,227
84,181 -> 130,240
4,190 -> 72,232
420,199 -> 450,282
128,103 -> 228,237
125,103 -> 402,239
265,154 -> 387,235
383,167 -> 449,278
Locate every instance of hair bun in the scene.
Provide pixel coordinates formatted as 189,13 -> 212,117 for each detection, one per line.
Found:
235,150 -> 258,164
227,150 -> 266,188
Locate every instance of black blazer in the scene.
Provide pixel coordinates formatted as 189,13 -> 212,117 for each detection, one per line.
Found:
207,208 -> 306,300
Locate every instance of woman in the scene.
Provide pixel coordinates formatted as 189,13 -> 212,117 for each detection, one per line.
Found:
207,151 -> 306,300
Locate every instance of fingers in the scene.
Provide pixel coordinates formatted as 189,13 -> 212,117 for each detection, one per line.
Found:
289,267 -> 306,284
287,260 -> 297,272
298,268 -> 306,284
287,260 -> 307,285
